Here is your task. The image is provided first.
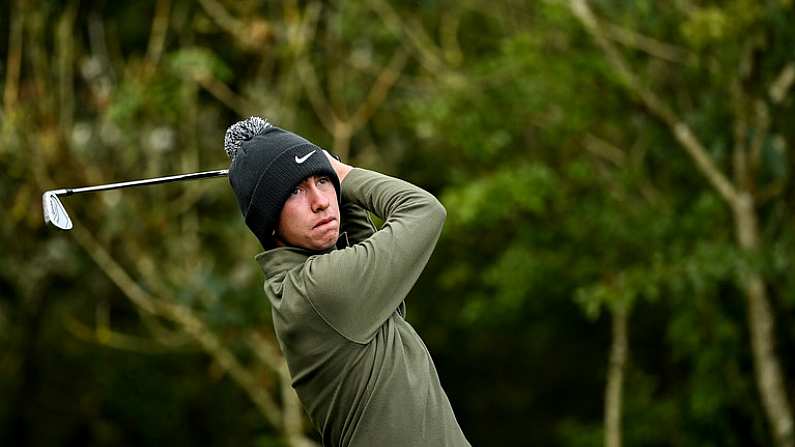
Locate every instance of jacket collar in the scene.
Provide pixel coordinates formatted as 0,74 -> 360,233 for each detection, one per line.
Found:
256,246 -> 313,279
255,232 -> 349,279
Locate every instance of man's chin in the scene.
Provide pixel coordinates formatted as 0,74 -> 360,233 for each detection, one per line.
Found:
308,230 -> 339,251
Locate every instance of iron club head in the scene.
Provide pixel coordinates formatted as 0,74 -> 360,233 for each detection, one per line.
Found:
42,191 -> 73,230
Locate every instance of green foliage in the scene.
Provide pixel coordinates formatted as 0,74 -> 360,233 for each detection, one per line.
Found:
1,0 -> 794,445
442,164 -> 558,226
169,47 -> 233,82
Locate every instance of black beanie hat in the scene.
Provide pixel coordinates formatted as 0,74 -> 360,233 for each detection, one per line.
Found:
224,117 -> 341,248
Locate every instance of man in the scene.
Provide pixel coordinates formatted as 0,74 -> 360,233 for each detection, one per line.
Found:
224,117 -> 470,446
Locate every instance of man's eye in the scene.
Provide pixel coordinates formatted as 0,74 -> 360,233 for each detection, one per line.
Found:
292,187 -> 301,195
317,176 -> 329,184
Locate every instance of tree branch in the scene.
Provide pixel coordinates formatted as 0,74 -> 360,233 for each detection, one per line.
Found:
64,313 -> 180,353
285,1 -> 407,158
70,223 -> 284,429
568,0 -> 739,205
584,134 -> 627,167
145,0 -> 171,71
294,57 -> 339,134
3,0 -> 23,114
730,82 -> 751,191
197,0 -> 247,44
569,2 -> 794,444
368,0 -> 445,74
769,63 -> 795,105
603,21 -> 692,64
55,1 -> 77,138
440,10 -> 463,66
248,331 -> 318,447
734,195 -> 795,447
605,305 -> 628,447
194,75 -> 251,116
27,4 -> 51,118
350,48 -> 409,133
285,1 -> 339,134
88,13 -> 117,84
749,99 -> 770,184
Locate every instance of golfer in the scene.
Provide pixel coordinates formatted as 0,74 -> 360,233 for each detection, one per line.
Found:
223,117 -> 470,446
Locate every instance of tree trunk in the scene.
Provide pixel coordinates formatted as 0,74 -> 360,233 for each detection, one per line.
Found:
733,193 -> 794,447
605,306 -> 628,447
567,3 -> 795,443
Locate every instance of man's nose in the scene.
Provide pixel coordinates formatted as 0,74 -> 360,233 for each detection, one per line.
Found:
308,184 -> 329,212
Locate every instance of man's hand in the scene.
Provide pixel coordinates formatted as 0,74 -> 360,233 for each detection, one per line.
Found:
323,150 -> 353,183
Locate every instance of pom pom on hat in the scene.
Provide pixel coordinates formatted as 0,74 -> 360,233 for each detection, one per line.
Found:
224,116 -> 272,161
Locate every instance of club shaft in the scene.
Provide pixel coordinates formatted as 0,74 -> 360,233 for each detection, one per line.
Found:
59,169 -> 229,196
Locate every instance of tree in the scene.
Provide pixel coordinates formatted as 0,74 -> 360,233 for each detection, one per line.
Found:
2,0 -> 793,445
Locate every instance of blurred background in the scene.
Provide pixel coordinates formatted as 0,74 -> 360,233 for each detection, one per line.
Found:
2,0 -> 795,446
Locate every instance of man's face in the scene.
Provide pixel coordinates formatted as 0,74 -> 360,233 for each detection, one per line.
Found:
275,175 -> 340,251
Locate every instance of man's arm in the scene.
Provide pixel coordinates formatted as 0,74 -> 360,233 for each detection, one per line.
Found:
297,164 -> 446,343
325,151 -> 376,245
339,202 -> 377,245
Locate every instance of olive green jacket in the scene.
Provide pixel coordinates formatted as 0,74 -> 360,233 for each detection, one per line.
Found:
256,168 -> 470,446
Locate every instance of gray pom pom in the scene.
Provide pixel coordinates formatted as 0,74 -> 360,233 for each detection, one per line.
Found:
224,116 -> 272,161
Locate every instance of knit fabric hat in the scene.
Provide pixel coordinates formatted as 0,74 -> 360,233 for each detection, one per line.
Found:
224,117 -> 341,248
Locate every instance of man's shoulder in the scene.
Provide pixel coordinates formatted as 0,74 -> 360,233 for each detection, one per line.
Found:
256,246 -> 314,279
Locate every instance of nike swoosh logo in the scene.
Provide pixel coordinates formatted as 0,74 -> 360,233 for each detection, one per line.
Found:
295,150 -> 316,164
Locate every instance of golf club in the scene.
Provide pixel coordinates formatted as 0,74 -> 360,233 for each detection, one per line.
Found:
43,169 -> 229,230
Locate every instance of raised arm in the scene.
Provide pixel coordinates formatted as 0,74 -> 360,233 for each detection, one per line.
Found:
299,164 -> 446,343
339,202 -> 377,245
323,151 -> 376,245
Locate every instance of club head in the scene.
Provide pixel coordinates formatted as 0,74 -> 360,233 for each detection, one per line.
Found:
43,191 -> 73,230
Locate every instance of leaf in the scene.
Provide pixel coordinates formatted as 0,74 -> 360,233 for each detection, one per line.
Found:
168,47 -> 232,82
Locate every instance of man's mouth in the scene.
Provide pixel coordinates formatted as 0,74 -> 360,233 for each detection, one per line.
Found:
313,217 -> 336,229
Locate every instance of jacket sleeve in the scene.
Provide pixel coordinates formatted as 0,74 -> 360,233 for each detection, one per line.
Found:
300,168 -> 446,343
338,201 -> 376,245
